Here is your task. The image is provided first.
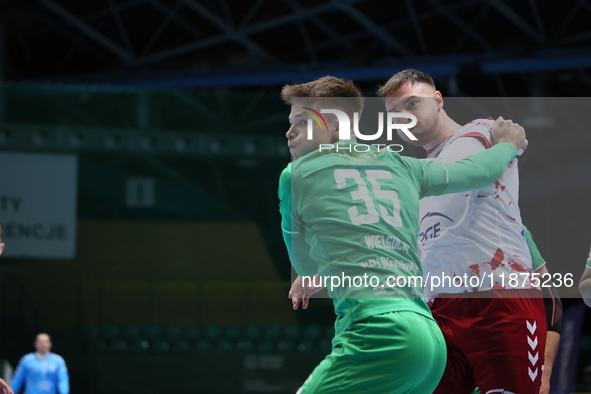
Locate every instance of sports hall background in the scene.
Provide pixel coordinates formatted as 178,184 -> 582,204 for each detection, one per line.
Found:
0,1 -> 590,393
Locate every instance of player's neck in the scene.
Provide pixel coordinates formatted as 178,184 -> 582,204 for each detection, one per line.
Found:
422,113 -> 463,152
35,351 -> 50,359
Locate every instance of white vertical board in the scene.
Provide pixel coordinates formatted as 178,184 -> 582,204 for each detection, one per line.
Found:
0,152 -> 77,259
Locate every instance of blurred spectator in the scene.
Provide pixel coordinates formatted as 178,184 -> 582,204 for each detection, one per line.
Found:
10,334 -> 69,394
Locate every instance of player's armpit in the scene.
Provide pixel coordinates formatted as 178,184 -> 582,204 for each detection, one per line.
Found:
414,143 -> 517,199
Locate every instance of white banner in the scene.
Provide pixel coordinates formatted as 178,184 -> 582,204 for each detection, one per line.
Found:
0,152 -> 77,259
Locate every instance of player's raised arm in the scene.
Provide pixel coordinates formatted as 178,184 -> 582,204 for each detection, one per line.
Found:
408,119 -> 525,198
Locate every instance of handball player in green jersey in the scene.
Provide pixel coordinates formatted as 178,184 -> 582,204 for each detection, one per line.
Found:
278,76 -> 526,393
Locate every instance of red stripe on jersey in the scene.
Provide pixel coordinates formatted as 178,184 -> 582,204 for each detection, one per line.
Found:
459,132 -> 492,148
490,248 -> 505,270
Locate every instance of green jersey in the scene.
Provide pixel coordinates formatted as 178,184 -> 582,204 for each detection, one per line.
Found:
523,225 -> 546,271
279,140 -> 517,331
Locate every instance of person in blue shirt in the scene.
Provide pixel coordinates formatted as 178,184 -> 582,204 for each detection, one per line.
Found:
10,333 -> 69,394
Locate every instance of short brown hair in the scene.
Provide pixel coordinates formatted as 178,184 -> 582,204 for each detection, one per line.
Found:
377,69 -> 436,97
0,225 -> 3,242
281,76 -> 363,116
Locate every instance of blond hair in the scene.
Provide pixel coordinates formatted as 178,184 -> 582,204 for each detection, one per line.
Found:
281,76 -> 363,117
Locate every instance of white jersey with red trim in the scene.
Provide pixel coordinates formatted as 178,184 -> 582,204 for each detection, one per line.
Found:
419,118 -> 536,297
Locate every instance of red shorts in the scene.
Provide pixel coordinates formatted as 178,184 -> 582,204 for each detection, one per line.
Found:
430,289 -> 547,394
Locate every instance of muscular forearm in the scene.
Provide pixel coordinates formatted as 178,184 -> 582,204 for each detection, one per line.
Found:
443,143 -> 517,195
544,331 -> 560,373
541,331 -> 560,394
419,143 -> 517,198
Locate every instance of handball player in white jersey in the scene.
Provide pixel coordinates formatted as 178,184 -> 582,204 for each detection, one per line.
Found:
378,69 -> 547,394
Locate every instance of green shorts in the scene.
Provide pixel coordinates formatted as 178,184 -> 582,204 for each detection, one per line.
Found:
296,311 -> 446,394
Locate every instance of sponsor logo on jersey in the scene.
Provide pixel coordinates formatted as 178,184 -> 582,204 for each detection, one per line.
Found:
419,211 -> 454,244
364,235 -> 409,252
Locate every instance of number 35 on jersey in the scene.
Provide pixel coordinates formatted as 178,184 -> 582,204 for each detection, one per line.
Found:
333,169 -> 402,227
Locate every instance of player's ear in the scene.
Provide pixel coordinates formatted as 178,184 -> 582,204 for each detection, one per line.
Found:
434,91 -> 444,110
0,243 -> 4,255
331,118 -> 340,141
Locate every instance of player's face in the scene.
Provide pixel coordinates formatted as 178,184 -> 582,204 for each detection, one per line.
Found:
384,82 -> 443,147
35,334 -> 52,353
286,103 -> 339,159
0,242 -> 3,255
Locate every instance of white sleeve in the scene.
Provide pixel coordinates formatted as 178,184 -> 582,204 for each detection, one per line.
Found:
433,136 -> 488,163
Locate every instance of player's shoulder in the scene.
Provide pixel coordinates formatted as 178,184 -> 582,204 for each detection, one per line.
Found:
395,152 -> 420,169
279,163 -> 292,181
21,353 -> 36,363
458,118 -> 494,137
49,353 -> 66,363
278,163 -> 294,202
449,118 -> 494,148
464,117 -> 494,128
279,163 -> 292,186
